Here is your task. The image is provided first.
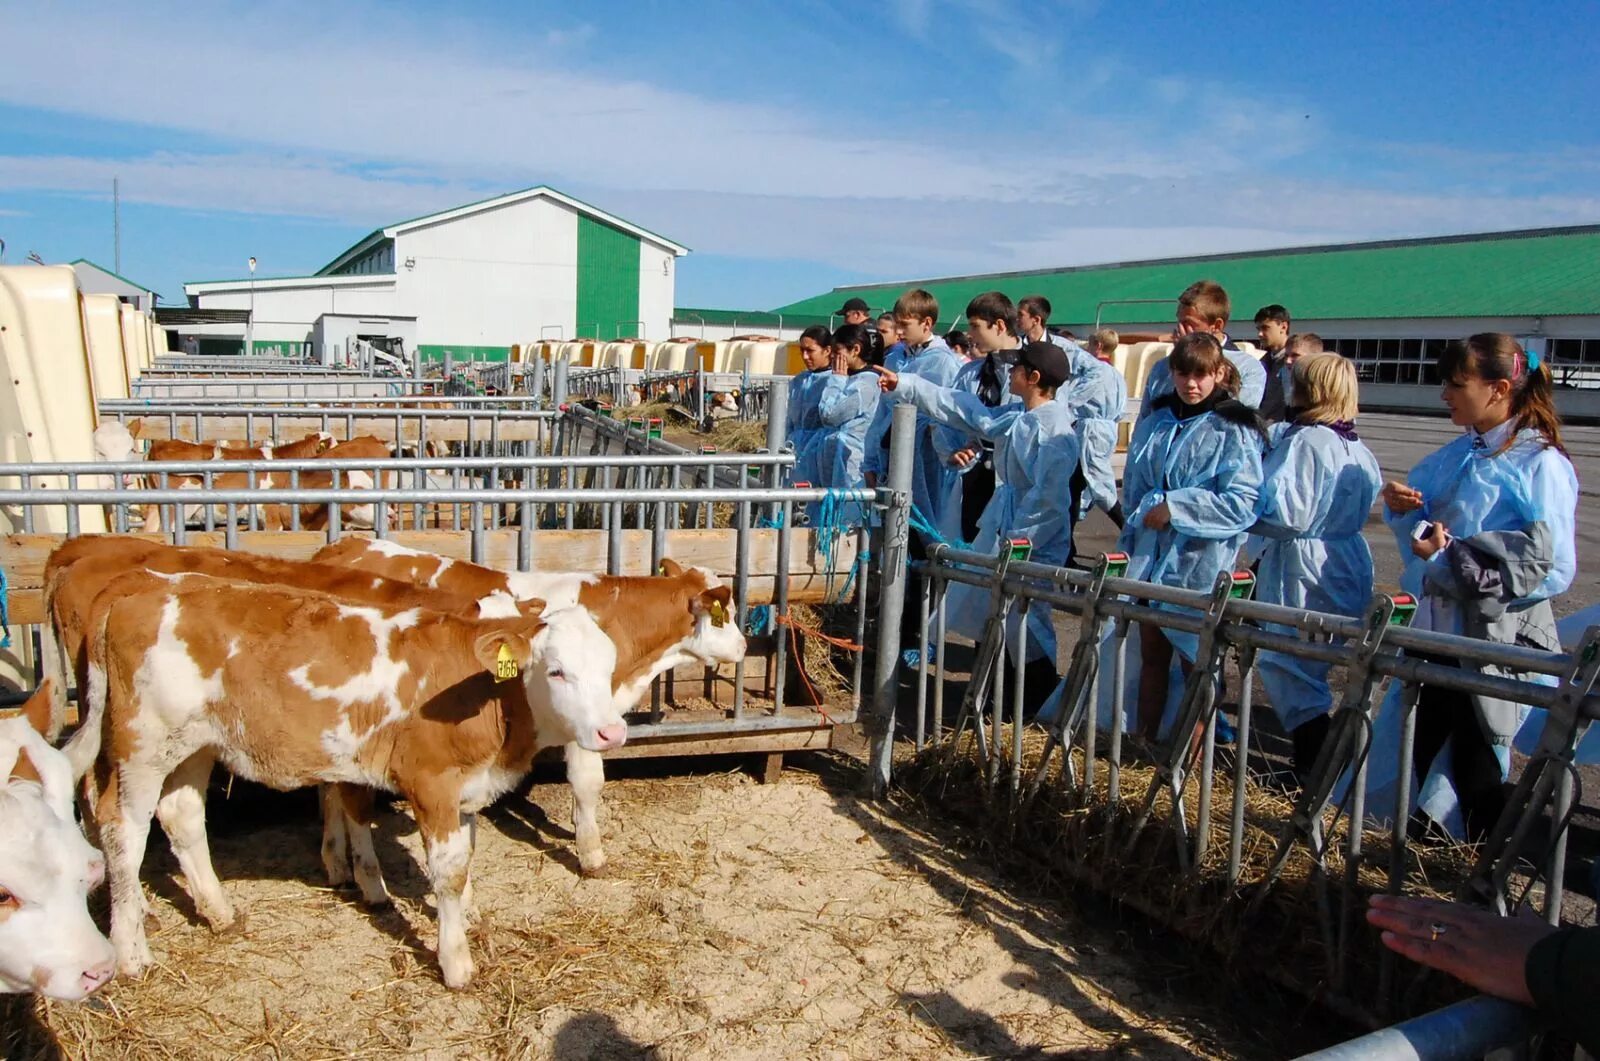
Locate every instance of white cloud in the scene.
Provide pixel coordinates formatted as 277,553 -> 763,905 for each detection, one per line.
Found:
1,2 -> 1594,304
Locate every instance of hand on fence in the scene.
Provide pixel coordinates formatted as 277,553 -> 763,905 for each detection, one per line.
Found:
1382,480 -> 1424,514
1366,894 -> 1551,1007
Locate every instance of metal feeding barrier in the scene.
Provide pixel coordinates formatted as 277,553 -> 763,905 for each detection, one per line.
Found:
0,460 -> 881,745
877,519 -> 1598,1052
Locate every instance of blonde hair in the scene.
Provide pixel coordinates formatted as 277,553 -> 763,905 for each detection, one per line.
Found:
1292,353 -> 1359,423
1090,328 -> 1119,357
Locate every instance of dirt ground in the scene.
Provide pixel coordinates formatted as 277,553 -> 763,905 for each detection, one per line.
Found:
1,751 -> 1319,1060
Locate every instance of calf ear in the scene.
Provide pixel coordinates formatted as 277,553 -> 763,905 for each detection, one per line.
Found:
18,679 -> 55,740
693,586 -> 735,627
1,721 -> 76,820
658,558 -> 684,578
473,630 -> 534,682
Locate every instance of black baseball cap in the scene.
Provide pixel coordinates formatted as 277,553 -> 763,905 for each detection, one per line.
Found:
836,297 -> 871,315
1013,341 -> 1071,389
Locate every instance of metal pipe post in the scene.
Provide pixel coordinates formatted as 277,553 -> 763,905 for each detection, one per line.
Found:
764,378 -> 790,521
1292,996 -> 1538,1061
553,358 -> 569,409
865,403 -> 916,798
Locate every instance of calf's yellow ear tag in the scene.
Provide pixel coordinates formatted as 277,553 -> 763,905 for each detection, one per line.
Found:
709,600 -> 727,627
495,643 -> 520,681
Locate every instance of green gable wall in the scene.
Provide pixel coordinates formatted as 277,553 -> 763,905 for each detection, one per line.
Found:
576,216 -> 641,339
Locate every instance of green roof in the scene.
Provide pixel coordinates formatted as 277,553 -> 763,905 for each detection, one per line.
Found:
769,225 -> 1600,326
70,258 -> 156,294
672,307 -> 833,330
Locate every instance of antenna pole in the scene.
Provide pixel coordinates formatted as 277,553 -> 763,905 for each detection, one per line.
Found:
113,177 -> 122,274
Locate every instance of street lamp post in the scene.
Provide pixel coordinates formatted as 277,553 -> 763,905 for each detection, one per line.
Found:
247,256 -> 257,358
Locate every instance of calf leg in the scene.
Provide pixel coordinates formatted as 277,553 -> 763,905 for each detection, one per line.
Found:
319,784 -> 352,887
154,750 -> 236,932
413,791 -> 475,989
566,743 -> 608,876
98,765 -> 165,975
334,784 -> 390,906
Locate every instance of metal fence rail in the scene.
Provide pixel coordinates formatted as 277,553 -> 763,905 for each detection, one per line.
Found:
100,401 -> 561,456
872,532 -> 1598,1046
0,469 -> 885,743
131,378 -> 443,401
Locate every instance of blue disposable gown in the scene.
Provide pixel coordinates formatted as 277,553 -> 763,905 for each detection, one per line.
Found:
1248,423 -> 1381,731
811,370 -> 880,528
1060,343 -> 1128,517
891,374 -> 1080,663
1361,420 -> 1578,837
861,339 -> 964,529
930,351 -> 1016,542
1138,342 -> 1267,419
1119,401 -> 1264,662
785,368 -> 830,486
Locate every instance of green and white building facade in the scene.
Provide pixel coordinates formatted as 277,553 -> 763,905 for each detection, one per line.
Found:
181,186 -> 688,363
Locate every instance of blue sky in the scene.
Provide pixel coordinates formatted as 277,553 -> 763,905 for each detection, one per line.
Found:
1,1 -> 1596,310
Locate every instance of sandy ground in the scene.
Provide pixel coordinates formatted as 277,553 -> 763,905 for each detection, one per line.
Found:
3,755 -> 1293,1060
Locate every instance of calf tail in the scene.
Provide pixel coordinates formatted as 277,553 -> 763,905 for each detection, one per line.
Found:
61,605 -> 112,781
38,567 -> 73,742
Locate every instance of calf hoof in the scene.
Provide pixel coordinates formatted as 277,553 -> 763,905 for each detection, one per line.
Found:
116,942 -> 154,977
209,911 -> 247,937
441,960 -> 475,991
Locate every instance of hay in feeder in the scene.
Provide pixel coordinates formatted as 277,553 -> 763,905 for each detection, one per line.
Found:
703,417 -> 770,452
894,725 -> 1487,1017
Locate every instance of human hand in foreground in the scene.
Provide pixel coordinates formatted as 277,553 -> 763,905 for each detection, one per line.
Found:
1383,480 -> 1424,514
869,365 -> 899,392
951,447 -> 978,469
1366,894 -> 1557,1007
1142,501 -> 1171,530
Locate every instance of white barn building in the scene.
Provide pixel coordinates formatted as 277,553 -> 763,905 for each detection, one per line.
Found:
71,259 -> 158,312
180,186 -> 688,364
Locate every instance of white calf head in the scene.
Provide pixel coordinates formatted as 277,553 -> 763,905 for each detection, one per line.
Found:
91,421 -> 137,463
659,560 -> 747,666
0,701 -> 115,1000
476,606 -> 623,753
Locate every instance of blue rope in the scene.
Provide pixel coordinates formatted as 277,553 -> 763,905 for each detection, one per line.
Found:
0,567 -> 10,650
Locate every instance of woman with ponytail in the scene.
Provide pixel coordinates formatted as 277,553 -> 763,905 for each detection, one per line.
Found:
1119,332 -> 1265,741
1369,333 -> 1577,841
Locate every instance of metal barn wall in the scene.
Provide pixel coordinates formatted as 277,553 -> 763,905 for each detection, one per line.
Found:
576,216 -> 641,341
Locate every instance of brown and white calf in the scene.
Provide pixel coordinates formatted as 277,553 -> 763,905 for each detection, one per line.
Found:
111,430 -> 335,531
0,680 -> 116,1000
42,536 -> 504,743
72,576 -> 620,988
42,537 -> 549,905
310,540 -> 746,877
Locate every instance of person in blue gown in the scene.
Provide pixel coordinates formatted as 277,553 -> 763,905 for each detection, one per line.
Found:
1364,334 -> 1577,841
1247,352 -> 1380,780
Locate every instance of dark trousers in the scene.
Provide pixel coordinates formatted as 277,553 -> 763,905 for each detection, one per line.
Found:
1067,464 -> 1087,560
960,461 -> 996,544
1411,657 -> 1508,842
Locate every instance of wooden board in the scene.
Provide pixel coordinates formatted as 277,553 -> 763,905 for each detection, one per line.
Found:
126,416 -> 549,444
597,725 -> 832,761
0,528 -> 862,625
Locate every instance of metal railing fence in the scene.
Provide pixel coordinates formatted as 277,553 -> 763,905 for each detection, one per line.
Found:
876,537 -> 1599,1049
